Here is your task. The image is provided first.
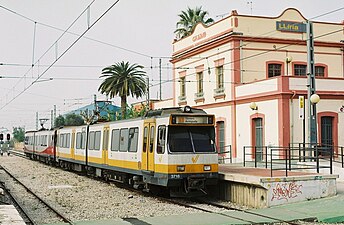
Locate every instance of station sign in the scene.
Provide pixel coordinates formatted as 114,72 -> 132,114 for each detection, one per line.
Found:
276,21 -> 306,33
299,96 -> 305,120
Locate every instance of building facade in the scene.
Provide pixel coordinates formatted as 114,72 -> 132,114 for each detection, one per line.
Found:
170,8 -> 344,162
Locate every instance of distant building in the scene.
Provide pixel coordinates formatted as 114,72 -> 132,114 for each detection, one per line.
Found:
168,8 -> 344,163
69,101 -> 121,121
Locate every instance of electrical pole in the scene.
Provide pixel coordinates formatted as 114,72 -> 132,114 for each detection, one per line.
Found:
159,58 -> 162,100
94,94 -> 98,122
146,77 -> 150,110
307,21 -> 317,146
36,112 -> 38,130
51,110 -> 53,129
54,105 -> 56,127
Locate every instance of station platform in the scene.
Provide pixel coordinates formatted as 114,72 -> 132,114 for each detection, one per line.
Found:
217,165 -> 338,208
0,205 -> 25,225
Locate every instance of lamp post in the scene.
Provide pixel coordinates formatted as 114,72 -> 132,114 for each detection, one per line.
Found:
249,102 -> 258,111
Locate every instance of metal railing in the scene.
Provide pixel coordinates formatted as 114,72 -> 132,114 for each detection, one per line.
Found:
243,146 -> 269,168
243,144 -> 334,177
218,145 -> 232,164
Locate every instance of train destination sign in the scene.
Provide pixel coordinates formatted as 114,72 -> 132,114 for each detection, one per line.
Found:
171,115 -> 213,125
276,21 -> 306,33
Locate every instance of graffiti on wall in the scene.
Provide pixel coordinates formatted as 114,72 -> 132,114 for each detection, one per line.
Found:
271,181 -> 303,201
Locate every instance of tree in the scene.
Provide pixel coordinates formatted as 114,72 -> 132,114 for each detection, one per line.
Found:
54,115 -> 65,128
98,61 -> 147,119
54,114 -> 84,127
175,6 -> 214,40
65,114 -> 84,126
12,127 -> 25,142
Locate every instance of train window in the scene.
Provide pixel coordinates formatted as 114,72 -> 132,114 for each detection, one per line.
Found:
42,135 -> 47,146
66,133 -> 70,148
128,127 -> 139,152
191,127 -> 216,153
143,126 -> 148,153
89,132 -> 95,150
119,128 -> 129,152
168,126 -> 215,153
149,126 -> 155,153
76,132 -> 81,149
81,131 -> 86,149
168,127 -> 193,153
157,125 -> 166,154
61,134 -> 64,147
24,137 -> 28,145
94,131 -> 101,150
111,129 -> 120,151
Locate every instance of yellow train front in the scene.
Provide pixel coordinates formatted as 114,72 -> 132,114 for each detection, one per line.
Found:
54,106 -> 218,196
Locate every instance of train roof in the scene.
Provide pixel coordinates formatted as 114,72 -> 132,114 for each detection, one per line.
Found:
145,106 -> 206,118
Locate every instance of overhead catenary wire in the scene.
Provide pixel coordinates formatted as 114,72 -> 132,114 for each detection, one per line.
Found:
1,5 -> 343,120
0,0 -> 120,111
1,0 -> 97,100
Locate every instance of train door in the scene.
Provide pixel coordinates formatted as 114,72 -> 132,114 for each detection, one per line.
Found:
71,129 -> 76,160
142,119 -> 156,172
102,126 -> 110,165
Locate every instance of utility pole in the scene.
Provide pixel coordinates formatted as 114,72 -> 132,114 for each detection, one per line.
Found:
307,21 -> 317,146
94,94 -> 98,122
36,112 -> 38,130
159,58 -> 162,100
54,105 -> 56,127
51,110 -> 53,129
146,77 -> 150,110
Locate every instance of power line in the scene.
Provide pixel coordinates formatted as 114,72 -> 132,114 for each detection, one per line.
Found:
0,0 -> 120,111
0,3 -> 152,59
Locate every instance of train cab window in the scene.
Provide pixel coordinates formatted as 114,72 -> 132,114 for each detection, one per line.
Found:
89,132 -> 95,150
168,126 -> 215,153
128,127 -> 139,152
190,127 -> 216,152
111,129 -> 120,151
143,126 -> 148,153
94,131 -> 101,150
119,128 -> 129,152
24,137 -> 29,145
157,126 -> 166,154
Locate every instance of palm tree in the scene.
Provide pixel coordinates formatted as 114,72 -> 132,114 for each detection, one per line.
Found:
175,6 -> 214,40
98,61 -> 147,119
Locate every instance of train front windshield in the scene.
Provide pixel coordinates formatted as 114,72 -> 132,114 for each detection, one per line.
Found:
168,126 -> 216,153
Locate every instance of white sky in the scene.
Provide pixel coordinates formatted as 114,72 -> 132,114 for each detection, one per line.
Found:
0,0 -> 343,131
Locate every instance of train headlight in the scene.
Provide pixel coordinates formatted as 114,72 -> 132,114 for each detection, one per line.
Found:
204,165 -> 211,171
177,165 -> 185,172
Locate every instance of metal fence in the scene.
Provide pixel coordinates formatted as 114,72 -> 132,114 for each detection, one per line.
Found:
243,144 -> 334,177
218,145 -> 232,164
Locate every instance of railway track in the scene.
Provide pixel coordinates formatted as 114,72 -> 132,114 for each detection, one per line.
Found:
0,164 -> 74,225
4,151 -> 310,224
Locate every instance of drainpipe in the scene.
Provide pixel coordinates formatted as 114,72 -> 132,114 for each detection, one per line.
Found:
240,40 -> 243,83
290,91 -> 297,146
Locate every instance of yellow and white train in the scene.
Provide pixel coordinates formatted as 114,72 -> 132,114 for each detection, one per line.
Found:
24,106 -> 218,196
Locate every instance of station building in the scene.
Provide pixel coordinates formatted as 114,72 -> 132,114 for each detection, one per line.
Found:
156,8 -> 344,162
